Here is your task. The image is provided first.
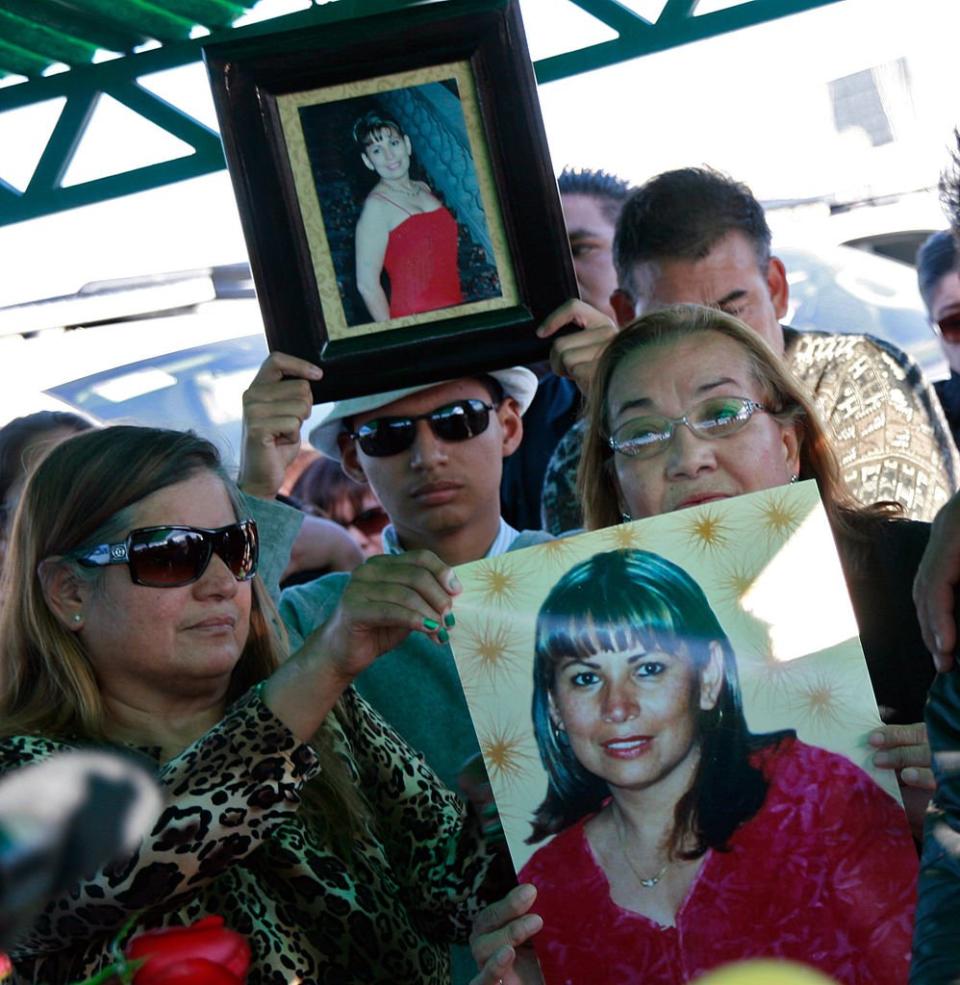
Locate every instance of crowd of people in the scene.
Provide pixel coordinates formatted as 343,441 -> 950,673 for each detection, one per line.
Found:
2,138 -> 960,984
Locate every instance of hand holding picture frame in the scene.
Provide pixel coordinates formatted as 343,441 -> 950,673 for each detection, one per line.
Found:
448,483 -> 917,985
204,0 -> 577,401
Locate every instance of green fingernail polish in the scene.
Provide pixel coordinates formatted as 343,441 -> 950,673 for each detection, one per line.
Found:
444,612 -> 456,628
437,628 -> 449,644
423,618 -> 440,631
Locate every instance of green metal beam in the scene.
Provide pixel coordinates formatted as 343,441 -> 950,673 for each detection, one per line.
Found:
0,152 -> 226,225
0,9 -> 100,71
27,90 -> 99,193
0,36 -> 52,78
66,0 -> 198,46
535,0 -> 845,83
0,0 -> 847,227
16,0 -> 145,55
159,0 -> 251,28
110,80 -> 222,153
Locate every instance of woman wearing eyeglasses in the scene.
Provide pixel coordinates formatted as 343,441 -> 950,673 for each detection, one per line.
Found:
0,425 -> 507,984
469,305 -> 935,985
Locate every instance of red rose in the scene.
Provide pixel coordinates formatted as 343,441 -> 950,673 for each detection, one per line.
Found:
125,916 -> 251,985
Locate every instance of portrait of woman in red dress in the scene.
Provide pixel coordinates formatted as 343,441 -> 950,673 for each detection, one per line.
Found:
295,80 -> 505,332
353,110 -> 463,322
517,548 -> 917,985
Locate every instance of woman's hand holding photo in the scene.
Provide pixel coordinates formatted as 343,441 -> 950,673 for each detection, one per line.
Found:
263,550 -> 459,741
468,884 -> 544,985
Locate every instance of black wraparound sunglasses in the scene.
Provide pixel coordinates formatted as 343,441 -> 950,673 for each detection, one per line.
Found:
349,399 -> 497,457
75,519 -> 259,588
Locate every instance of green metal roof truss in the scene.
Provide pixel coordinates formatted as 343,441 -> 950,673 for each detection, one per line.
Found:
0,0 -> 843,227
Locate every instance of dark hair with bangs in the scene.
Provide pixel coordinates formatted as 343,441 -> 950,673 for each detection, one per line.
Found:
528,549 -> 790,855
352,110 -> 405,149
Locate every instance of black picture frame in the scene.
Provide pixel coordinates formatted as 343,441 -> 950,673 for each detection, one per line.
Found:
203,0 -> 577,402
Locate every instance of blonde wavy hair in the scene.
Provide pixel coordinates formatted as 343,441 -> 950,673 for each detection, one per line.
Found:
578,304 -> 899,539
0,426 -> 365,843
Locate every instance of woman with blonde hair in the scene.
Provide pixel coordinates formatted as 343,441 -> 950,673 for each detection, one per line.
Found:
578,305 -> 874,535
0,425 -> 504,984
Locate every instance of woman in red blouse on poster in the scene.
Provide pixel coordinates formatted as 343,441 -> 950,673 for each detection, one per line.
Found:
501,549 -> 916,985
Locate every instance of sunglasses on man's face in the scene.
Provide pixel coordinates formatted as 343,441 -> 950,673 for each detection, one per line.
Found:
937,312 -> 960,344
75,519 -> 259,588
349,399 -> 497,457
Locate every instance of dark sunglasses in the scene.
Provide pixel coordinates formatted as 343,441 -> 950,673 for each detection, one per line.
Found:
327,506 -> 390,538
349,399 -> 496,457
75,519 -> 259,588
937,313 -> 960,344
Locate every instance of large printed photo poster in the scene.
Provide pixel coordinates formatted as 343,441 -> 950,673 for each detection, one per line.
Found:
449,482 -> 917,983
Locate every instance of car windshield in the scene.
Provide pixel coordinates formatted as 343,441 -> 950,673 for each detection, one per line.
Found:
46,334 -> 269,464
780,245 -> 946,380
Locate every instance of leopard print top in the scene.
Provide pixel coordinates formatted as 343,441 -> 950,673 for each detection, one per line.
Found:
2,687 -> 497,984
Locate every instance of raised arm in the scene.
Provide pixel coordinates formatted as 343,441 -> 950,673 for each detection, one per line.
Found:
238,352 -> 362,592
355,200 -> 392,322
238,351 -> 320,500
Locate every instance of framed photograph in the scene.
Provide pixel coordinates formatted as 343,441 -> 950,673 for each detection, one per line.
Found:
449,482 -> 917,983
204,0 -> 577,401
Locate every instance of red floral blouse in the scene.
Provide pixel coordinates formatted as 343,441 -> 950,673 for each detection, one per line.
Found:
520,737 -> 917,985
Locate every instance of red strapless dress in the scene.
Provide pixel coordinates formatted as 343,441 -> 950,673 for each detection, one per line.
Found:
382,206 -> 463,318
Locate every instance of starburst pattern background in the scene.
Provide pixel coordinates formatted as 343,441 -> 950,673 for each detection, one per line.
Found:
448,482 -> 895,873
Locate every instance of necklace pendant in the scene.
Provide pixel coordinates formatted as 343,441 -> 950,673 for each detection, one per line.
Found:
639,874 -> 661,888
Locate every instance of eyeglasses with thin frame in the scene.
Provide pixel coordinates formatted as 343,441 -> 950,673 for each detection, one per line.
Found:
75,519 -> 259,588
608,396 -> 769,459
936,312 -> 960,344
349,398 -> 497,457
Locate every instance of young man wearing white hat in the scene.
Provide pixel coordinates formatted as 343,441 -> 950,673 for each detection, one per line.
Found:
239,353 -> 551,792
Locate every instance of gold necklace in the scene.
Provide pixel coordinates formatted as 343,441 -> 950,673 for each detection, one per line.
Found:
389,181 -> 422,198
612,807 -> 670,889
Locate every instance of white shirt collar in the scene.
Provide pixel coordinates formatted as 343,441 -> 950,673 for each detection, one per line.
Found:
381,517 -> 520,559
